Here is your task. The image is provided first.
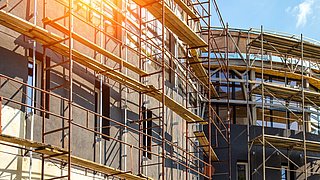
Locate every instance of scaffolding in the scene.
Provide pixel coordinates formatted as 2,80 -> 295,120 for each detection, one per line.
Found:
0,0 -> 229,179
209,25 -> 320,179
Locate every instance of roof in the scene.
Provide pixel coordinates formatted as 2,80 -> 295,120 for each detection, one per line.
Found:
249,33 -> 320,60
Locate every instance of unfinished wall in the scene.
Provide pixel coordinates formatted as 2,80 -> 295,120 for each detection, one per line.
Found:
0,0 -> 205,179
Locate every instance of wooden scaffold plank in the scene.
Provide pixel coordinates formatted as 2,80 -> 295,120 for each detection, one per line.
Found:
249,33 -> 320,59
173,0 -> 199,20
0,134 -> 152,180
42,17 -> 147,76
207,64 -> 320,91
251,134 -> 320,153
0,10 -> 207,124
194,131 -> 219,161
252,82 -> 320,107
190,49 -> 219,97
131,0 -> 207,49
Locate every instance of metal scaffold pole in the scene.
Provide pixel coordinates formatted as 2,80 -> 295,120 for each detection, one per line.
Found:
186,47 -> 189,180
41,0 -> 47,178
246,28 -> 251,180
301,33 -> 308,180
226,22 -> 231,180
261,25 -> 266,180
29,0 -> 38,178
138,3 -> 142,176
208,1 -> 212,180
67,0 -> 73,179
161,0 -> 166,179
0,0 -> 221,179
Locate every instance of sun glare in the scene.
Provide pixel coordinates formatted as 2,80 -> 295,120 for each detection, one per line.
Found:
82,0 -> 91,4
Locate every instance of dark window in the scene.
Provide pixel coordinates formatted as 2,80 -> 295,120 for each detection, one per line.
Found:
237,162 -> 248,180
43,57 -> 50,118
142,107 -> 152,159
95,80 -> 110,140
165,32 -> 176,84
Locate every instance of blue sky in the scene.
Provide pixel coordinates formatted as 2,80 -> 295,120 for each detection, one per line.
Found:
213,0 -> 320,41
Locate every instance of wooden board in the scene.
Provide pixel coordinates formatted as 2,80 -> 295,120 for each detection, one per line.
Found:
252,134 -> 320,153
249,33 -> 320,60
173,0 -> 199,20
103,0 -> 140,28
131,0 -> 207,49
42,18 -> 147,76
252,82 -> 320,106
0,134 -> 151,180
263,114 -> 302,125
102,0 -> 207,93
190,49 -> 218,97
194,131 -> 219,161
0,10 -> 206,124
207,64 -> 320,91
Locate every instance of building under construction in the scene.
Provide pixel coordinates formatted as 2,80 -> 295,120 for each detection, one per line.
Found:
0,0 -> 320,179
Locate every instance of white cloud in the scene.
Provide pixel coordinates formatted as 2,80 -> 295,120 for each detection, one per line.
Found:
285,6 -> 292,13
296,0 -> 314,28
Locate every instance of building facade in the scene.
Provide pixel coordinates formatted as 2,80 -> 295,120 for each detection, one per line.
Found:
0,0 -> 219,179
1,1 -> 320,180
210,28 -> 320,180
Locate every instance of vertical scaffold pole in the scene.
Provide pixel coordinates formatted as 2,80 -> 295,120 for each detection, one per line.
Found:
67,0 -> 73,179
29,0 -> 38,178
208,1 -> 212,179
301,34 -> 308,180
261,25 -> 266,180
41,0 -> 47,178
161,0 -> 166,179
0,96 -> 2,134
138,3 -> 142,176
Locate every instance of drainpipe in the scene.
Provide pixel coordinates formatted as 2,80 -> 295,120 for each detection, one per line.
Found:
29,0 -> 37,179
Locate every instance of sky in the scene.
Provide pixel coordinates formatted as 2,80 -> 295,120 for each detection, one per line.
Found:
213,0 -> 320,41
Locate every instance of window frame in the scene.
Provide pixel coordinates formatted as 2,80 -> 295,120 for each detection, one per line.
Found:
26,59 -> 42,116
236,162 -> 248,180
94,80 -> 110,141
142,107 -> 152,160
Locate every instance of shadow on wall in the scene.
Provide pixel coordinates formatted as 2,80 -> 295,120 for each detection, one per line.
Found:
0,28 -> 197,176
0,41 -> 29,110
0,45 -> 28,81
105,128 -> 121,168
